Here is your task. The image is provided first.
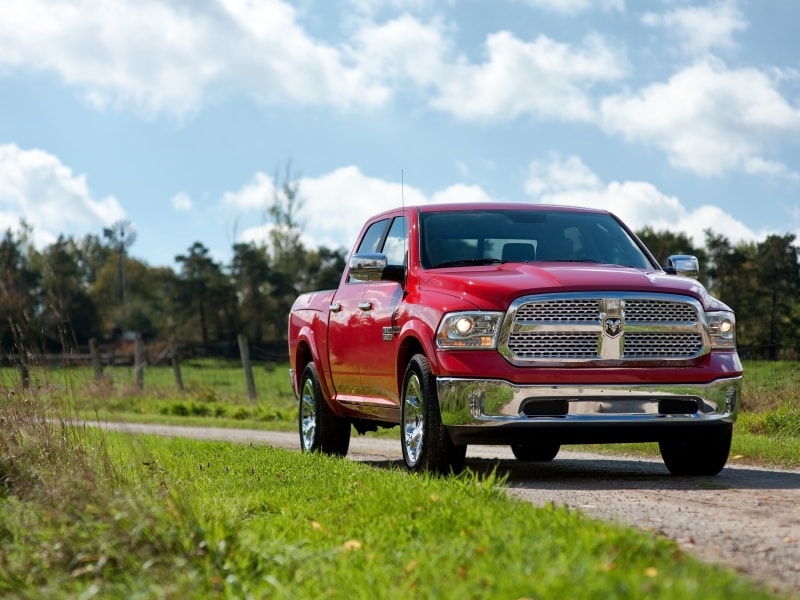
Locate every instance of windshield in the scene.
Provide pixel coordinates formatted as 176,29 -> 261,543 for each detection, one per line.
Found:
420,209 -> 653,269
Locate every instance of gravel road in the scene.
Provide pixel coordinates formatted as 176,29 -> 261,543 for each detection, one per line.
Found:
90,422 -> 800,597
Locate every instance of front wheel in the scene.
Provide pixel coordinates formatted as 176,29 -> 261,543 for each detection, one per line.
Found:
298,363 -> 350,456
511,442 -> 560,462
659,426 -> 733,476
401,354 -> 466,474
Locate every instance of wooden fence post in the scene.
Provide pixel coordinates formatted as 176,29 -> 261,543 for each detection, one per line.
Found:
134,333 -> 144,390
89,338 -> 103,381
170,341 -> 184,392
238,334 -> 257,401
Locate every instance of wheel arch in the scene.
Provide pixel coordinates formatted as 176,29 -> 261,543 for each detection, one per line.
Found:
292,336 -> 335,405
396,335 -> 427,397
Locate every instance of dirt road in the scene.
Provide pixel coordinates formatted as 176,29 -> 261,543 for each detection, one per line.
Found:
91,422 -> 800,597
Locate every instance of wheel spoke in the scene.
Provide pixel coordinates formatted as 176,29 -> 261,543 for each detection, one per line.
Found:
403,374 -> 425,466
300,381 -> 316,451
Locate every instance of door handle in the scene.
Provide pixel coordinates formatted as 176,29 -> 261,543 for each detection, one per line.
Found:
329,302 -> 342,313
358,301 -> 373,311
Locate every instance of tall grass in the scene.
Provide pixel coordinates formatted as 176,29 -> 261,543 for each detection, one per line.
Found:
0,383 -> 781,598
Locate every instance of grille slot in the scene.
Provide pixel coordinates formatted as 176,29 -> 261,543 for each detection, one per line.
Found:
508,332 -> 598,359
515,299 -> 599,323
623,333 -> 704,358
504,293 -> 706,363
625,299 -> 698,323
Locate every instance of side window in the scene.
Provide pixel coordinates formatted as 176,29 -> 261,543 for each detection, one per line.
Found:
381,217 -> 407,266
357,219 -> 389,254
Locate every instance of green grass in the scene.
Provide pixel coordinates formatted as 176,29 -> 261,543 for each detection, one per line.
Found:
0,419 -> 781,599
3,358 -> 799,467
1,359 -> 797,597
0,359 -> 299,431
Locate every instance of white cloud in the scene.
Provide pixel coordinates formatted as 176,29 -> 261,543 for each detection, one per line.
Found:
430,183 -> 493,204
0,144 -> 126,247
0,0 -> 388,116
600,58 -> 800,178
525,153 -> 765,245
524,0 -> 624,15
346,0 -> 436,15
171,192 -> 193,212
355,17 -> 627,121
432,32 -> 626,121
222,173 -> 276,212
226,166 -> 499,251
642,1 -> 747,56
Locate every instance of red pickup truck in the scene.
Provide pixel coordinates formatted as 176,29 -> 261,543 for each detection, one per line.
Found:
288,203 -> 741,475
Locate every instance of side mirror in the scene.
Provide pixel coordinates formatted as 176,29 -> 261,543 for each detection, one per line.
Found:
664,254 -> 699,279
349,253 -> 406,284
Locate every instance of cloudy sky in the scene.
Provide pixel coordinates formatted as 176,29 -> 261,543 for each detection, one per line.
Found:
1,0 -> 798,267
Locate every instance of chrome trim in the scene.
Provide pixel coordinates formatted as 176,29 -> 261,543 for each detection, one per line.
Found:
666,254 -> 700,279
436,376 -> 740,427
498,292 -> 709,366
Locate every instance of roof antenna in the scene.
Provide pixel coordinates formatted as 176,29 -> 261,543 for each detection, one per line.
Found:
402,169 -> 407,265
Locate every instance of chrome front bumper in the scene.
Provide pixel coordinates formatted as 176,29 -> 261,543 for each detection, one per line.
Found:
437,376 -> 740,433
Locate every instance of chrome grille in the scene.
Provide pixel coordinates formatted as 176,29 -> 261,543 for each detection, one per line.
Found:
502,293 -> 708,364
625,300 -> 698,323
507,332 -> 598,359
515,299 -> 599,323
624,333 -> 704,358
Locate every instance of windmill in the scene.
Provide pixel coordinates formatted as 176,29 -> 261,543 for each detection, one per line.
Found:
103,220 -> 137,303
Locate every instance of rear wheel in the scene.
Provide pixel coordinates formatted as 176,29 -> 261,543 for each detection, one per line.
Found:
659,426 -> 732,476
401,354 -> 466,474
298,363 -> 350,456
510,442 -> 560,462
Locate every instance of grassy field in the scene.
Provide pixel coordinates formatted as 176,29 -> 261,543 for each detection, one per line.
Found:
2,357 -> 797,467
1,359 -> 797,597
0,399 -> 783,599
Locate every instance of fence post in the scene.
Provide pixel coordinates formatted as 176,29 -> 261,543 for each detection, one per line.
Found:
89,338 -> 103,381
134,333 -> 145,390
238,334 -> 257,401
170,341 -> 184,392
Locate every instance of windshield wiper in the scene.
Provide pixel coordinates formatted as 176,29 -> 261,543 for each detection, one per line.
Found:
433,258 -> 504,268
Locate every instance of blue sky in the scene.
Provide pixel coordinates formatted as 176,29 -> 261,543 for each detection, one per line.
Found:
1,0 -> 798,268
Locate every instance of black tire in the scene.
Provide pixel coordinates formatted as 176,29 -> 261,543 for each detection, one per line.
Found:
298,363 -> 350,456
659,426 -> 733,476
510,442 -> 560,462
401,354 -> 466,474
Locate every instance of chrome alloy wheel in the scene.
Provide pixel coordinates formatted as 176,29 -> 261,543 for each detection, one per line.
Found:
299,376 -> 317,452
403,371 -> 425,467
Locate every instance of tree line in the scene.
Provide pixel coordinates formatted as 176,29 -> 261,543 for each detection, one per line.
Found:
2,188 -> 799,361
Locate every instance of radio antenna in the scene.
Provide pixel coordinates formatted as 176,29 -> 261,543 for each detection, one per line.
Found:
401,169 -> 407,264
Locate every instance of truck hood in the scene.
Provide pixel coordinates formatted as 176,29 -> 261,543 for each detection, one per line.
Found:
417,262 -> 722,311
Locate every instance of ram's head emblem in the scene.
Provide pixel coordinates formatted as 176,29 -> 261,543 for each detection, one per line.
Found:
604,317 -> 622,337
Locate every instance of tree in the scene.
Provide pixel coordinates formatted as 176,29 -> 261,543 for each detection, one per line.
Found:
636,226 -> 709,288
175,243 -> 236,345
35,235 -> 102,349
231,242 -> 271,342
754,234 -> 800,359
304,246 -> 347,292
263,164 -> 309,340
0,222 -> 39,355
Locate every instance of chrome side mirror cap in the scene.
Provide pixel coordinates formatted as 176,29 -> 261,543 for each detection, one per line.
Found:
665,254 -> 699,279
348,253 -> 406,283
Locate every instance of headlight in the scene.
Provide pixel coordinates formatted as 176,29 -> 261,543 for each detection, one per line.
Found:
707,311 -> 736,349
436,311 -> 504,349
